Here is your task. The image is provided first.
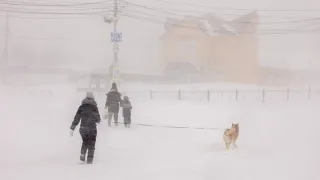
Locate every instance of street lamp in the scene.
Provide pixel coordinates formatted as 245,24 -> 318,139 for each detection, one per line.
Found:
103,16 -> 117,24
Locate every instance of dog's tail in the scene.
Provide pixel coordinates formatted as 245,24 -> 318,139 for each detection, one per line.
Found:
223,129 -> 229,136
224,128 -> 235,136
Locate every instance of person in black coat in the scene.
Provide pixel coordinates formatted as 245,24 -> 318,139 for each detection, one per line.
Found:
69,92 -> 101,164
120,96 -> 132,128
105,82 -> 121,126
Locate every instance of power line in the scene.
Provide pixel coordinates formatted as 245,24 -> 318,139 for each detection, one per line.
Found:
0,13 -> 112,19
6,0 -> 320,12
2,0 -> 320,23
0,0 -> 128,17
119,12 -> 320,35
0,0 -> 113,7
0,0 -> 125,14
118,0 -> 320,34
122,0 -> 208,20
0,4 -> 118,15
125,6 -> 320,20
119,1 -> 320,29
1,0 -> 319,35
9,35 -> 113,42
0,6 -> 115,12
119,9 -> 320,31
0,8 -> 109,15
0,3 -> 115,12
152,0 -> 320,12
122,7 -> 320,25
3,0 -> 317,20
117,3 -> 320,34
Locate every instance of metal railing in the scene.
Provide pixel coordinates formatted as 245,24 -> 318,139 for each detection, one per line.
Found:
7,86 -> 320,103
118,88 -> 320,103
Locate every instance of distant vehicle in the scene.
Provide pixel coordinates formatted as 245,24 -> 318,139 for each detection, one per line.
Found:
163,62 -> 202,82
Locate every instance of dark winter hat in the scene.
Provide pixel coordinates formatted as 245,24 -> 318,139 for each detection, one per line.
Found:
85,92 -> 95,100
111,82 -> 118,91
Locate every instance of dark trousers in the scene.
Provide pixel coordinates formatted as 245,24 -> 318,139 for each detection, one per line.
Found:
124,117 -> 131,127
80,130 -> 97,163
107,104 -> 119,126
108,112 -> 118,126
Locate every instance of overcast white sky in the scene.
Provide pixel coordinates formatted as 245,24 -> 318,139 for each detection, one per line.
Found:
0,0 -> 320,74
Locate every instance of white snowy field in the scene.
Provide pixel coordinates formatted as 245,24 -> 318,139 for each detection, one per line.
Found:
0,84 -> 319,180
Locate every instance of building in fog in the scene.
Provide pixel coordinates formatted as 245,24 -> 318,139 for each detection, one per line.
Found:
159,11 -> 260,83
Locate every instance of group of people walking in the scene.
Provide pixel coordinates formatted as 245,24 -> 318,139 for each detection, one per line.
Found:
105,82 -> 132,127
69,82 -> 132,164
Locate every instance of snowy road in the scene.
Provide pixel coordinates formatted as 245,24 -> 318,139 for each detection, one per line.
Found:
1,86 -> 319,180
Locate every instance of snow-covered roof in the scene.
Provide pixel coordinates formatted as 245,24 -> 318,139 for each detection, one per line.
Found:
164,11 -> 258,36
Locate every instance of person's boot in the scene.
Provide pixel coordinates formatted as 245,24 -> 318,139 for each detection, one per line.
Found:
80,154 -> 85,162
87,158 -> 93,164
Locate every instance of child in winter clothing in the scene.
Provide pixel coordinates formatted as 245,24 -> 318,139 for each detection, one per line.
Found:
69,92 -> 101,164
120,96 -> 132,128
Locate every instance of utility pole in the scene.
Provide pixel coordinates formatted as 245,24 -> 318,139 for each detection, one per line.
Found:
1,12 -> 9,76
111,0 -> 121,83
113,0 -> 118,64
105,0 -> 122,84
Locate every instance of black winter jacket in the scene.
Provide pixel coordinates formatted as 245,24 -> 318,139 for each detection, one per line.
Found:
70,98 -> 101,132
105,89 -> 121,107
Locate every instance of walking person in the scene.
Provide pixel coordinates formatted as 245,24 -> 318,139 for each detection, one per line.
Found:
120,95 -> 132,128
105,82 -> 121,126
69,92 -> 101,164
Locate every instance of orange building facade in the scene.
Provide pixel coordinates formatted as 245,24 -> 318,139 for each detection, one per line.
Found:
159,11 -> 261,83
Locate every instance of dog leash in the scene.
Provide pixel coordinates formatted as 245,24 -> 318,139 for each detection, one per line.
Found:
104,121 -> 221,130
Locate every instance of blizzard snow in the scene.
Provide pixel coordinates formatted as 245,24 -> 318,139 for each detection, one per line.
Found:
1,84 -> 319,180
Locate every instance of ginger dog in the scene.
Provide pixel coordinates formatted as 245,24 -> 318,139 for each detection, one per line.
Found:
223,123 -> 239,150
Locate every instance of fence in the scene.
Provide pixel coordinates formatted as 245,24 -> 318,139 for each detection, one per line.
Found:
10,86 -> 320,103
120,88 -> 320,103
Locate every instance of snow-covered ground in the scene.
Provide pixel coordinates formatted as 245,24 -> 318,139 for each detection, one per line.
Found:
1,83 -> 319,180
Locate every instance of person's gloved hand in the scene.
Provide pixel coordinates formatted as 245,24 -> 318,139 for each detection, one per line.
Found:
69,129 -> 74,137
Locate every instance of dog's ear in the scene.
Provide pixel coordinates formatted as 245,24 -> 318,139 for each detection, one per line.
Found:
232,121 -> 239,125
